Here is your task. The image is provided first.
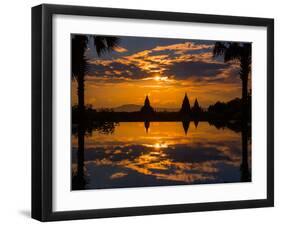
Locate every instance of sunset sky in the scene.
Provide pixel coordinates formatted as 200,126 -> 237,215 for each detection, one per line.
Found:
71,35 -> 250,109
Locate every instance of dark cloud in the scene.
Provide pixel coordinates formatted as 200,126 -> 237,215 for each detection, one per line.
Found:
166,61 -> 230,79
148,49 -> 180,57
72,143 -> 232,164
186,48 -> 212,55
87,61 -> 150,79
165,145 -> 230,163
85,37 -> 236,83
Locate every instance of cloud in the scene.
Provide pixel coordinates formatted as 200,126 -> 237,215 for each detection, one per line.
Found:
165,61 -> 230,80
110,172 -> 128,179
85,40 -> 240,85
113,46 -> 128,53
87,61 -> 150,79
152,42 -> 213,55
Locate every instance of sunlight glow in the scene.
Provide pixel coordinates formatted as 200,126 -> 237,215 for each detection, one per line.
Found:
145,142 -> 168,149
154,76 -> 168,81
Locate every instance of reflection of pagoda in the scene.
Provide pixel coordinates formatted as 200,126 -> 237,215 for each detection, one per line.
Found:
182,120 -> 190,135
140,95 -> 154,114
179,93 -> 191,115
144,120 -> 150,133
194,120 -> 199,128
192,98 -> 202,113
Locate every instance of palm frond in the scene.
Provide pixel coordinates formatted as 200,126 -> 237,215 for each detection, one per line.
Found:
93,36 -> 120,57
213,41 -> 252,63
224,42 -> 242,62
213,42 -> 227,57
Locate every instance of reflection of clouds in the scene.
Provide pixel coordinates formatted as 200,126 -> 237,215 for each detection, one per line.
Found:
144,143 -> 168,149
110,172 -> 128,179
113,46 -> 128,53
73,142 -> 237,184
72,122 -> 247,185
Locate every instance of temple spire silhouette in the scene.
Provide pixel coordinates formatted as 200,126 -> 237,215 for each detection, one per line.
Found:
140,95 -> 154,114
192,98 -> 202,113
180,93 -> 191,115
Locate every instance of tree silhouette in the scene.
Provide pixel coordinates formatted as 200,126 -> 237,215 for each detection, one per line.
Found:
213,42 -> 251,183
213,42 -> 251,115
71,35 -> 119,190
72,35 -> 120,114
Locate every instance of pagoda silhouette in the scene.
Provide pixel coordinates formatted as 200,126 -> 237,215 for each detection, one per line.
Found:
192,98 -> 202,113
140,95 -> 155,114
179,93 -> 191,115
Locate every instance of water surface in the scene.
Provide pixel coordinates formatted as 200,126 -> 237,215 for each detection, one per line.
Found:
72,121 -> 251,190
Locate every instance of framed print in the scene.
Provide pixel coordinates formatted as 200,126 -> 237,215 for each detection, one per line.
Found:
32,4 -> 274,221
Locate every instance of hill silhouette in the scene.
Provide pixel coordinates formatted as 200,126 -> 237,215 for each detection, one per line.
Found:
97,104 -> 179,112
113,104 -> 142,112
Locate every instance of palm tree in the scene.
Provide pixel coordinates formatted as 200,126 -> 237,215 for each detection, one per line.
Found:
213,42 -> 251,182
213,42 -> 251,114
72,35 -> 120,115
71,35 -> 119,189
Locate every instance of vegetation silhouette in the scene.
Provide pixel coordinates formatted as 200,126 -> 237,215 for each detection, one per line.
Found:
72,95 -> 250,123
71,35 -> 120,190
213,42 -> 251,113
213,42 -> 251,182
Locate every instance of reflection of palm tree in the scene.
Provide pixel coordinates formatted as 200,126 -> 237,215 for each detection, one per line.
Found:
71,35 -> 119,189
240,124 -> 250,182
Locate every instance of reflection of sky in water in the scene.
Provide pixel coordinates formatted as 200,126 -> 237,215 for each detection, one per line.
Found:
72,122 -> 251,189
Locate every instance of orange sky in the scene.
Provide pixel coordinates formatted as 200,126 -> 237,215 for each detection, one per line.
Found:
72,35 -> 250,109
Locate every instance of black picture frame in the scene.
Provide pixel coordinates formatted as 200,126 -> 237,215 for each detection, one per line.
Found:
32,4 -> 274,222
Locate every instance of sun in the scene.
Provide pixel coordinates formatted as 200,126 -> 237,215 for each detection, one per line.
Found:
154,76 -> 161,81
153,143 -> 168,149
153,76 -> 168,81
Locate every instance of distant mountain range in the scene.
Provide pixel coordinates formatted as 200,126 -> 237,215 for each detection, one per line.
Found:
112,104 -> 179,112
